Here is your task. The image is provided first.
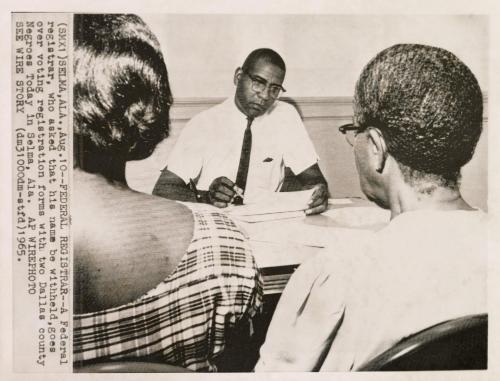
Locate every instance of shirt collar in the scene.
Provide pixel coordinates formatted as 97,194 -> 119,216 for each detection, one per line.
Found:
226,96 -> 279,122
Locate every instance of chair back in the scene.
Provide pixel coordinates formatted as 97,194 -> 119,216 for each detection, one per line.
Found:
358,314 -> 487,371
74,360 -> 192,373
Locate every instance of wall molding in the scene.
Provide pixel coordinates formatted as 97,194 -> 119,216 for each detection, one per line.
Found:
170,94 -> 488,123
170,96 -> 355,122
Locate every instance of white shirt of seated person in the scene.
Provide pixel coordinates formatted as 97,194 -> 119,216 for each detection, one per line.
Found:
255,208 -> 486,371
166,98 -> 319,202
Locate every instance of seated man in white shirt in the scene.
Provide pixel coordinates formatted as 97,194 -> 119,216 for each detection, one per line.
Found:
153,48 -> 328,215
255,43 -> 487,371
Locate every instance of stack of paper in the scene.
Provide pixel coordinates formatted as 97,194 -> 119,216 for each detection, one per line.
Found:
226,189 -> 314,222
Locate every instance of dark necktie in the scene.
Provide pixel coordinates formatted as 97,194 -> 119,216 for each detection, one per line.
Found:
234,117 -> 253,203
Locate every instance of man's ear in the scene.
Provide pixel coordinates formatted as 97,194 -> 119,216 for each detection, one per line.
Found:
234,67 -> 243,85
367,128 -> 388,174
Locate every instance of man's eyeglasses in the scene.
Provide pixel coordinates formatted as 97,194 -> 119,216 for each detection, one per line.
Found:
339,123 -> 388,173
243,70 -> 286,99
338,123 -> 368,146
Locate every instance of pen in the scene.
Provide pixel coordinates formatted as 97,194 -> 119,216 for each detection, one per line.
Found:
233,185 -> 244,198
232,185 -> 244,205
189,178 -> 202,202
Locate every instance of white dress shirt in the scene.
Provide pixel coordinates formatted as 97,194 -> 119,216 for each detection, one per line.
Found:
166,98 -> 319,201
256,209 -> 487,371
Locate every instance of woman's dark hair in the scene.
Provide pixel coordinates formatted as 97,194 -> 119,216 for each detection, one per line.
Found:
73,14 -> 172,169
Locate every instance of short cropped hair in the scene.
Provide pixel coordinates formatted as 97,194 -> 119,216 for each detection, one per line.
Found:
354,44 -> 483,183
73,14 -> 172,162
242,48 -> 286,73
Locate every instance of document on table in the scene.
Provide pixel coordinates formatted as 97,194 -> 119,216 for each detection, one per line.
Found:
328,198 -> 354,205
226,189 -> 314,222
322,206 -> 390,228
245,218 -> 374,249
247,218 -> 377,268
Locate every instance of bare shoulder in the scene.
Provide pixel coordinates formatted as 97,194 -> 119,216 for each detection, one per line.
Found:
73,172 -> 194,312
75,174 -> 194,240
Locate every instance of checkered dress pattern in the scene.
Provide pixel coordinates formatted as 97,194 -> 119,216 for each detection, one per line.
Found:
73,209 -> 263,371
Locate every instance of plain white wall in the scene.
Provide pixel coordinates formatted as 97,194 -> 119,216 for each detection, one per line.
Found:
130,14 -> 488,209
141,14 -> 487,97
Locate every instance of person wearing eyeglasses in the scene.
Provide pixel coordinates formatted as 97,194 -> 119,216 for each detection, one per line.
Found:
255,44 -> 486,371
153,48 -> 328,215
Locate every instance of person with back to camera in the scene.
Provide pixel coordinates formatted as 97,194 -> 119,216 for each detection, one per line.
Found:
254,43 -> 487,371
152,48 -> 329,215
72,14 -> 262,372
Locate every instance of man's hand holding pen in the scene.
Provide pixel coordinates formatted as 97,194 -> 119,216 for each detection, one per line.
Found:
207,176 -> 244,208
193,177 -> 327,215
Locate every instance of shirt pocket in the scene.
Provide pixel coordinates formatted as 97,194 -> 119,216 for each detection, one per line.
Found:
250,155 -> 284,192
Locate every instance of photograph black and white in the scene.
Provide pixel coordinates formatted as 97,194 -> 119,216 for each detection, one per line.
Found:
71,13 -> 488,373
7,3 -> 498,380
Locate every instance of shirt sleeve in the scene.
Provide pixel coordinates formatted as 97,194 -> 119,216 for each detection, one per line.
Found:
254,250 -> 346,371
281,103 -> 319,175
166,116 -> 205,184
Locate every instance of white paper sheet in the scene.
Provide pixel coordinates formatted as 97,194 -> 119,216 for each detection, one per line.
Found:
328,198 -> 354,205
231,210 -> 306,223
227,189 -> 314,216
